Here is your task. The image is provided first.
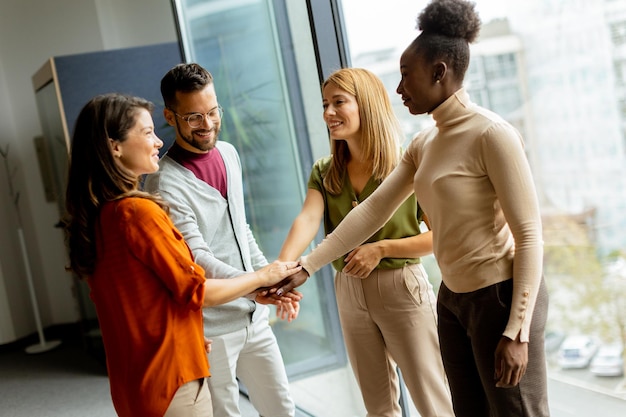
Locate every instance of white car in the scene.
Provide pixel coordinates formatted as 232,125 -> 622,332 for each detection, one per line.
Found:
557,335 -> 600,369
590,344 -> 624,377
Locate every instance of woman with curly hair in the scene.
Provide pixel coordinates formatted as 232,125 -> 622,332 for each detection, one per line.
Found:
277,1 -> 549,415
64,93 -> 300,417
394,2 -> 549,414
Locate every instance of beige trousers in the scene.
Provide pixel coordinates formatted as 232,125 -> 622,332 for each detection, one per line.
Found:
335,263 -> 454,417
164,378 -> 213,417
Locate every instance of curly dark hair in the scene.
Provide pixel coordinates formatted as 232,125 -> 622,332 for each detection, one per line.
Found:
411,0 -> 481,81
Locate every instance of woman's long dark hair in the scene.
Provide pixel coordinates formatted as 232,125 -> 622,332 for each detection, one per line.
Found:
64,93 -> 166,277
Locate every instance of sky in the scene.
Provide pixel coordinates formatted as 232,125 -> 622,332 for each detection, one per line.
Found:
341,0 -> 510,56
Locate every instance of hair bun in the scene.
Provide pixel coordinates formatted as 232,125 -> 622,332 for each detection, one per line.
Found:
418,0 -> 481,43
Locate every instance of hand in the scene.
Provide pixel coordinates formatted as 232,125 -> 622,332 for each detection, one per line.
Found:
204,337 -> 212,354
275,268 -> 309,296
276,298 -> 301,322
257,261 -> 302,287
254,288 -> 303,305
494,335 -> 528,388
342,243 -> 382,278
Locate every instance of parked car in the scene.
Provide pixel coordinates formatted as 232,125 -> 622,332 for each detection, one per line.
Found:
590,343 -> 624,377
557,335 -> 600,369
545,330 -> 566,354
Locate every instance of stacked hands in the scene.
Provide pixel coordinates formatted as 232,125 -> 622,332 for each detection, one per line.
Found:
254,260 -> 311,322
254,243 -> 384,322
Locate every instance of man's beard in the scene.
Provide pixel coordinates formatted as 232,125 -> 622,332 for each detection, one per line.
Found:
176,121 -> 220,152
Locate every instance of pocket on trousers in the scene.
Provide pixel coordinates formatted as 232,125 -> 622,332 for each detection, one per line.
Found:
403,266 -> 424,306
193,378 -> 204,404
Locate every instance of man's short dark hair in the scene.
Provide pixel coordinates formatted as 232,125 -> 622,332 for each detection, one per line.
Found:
160,63 -> 214,108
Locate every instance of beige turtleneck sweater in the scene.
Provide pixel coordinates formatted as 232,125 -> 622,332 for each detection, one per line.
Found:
301,89 -> 543,342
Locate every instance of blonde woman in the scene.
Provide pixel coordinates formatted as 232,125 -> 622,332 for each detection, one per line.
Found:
279,68 -> 453,417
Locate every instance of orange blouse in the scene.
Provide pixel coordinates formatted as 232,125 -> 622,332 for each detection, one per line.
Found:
90,197 -> 208,417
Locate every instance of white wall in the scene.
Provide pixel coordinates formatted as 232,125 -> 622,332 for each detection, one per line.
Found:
0,0 -> 177,344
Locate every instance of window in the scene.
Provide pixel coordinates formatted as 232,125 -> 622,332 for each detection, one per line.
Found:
342,1 -> 626,416
484,53 -> 517,80
171,0 -> 626,415
171,0 -> 345,383
610,21 -> 626,47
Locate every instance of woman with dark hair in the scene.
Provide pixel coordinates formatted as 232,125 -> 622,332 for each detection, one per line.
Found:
277,1 -> 549,416
64,93 -> 300,417
279,68 -> 453,416
394,2 -> 549,415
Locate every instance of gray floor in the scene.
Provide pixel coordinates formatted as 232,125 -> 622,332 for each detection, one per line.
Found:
0,332 -> 259,417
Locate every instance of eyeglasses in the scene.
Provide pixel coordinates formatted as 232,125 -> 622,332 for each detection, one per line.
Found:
170,105 -> 223,128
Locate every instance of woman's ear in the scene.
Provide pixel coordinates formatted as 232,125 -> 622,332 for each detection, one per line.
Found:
433,62 -> 448,83
109,138 -> 122,159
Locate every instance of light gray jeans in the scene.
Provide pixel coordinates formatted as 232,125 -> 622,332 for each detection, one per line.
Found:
206,305 -> 295,417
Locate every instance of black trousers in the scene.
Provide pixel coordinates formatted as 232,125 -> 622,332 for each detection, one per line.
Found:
437,278 -> 550,417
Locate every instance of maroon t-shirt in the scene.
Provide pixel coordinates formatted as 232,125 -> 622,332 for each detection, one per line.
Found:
167,142 -> 227,198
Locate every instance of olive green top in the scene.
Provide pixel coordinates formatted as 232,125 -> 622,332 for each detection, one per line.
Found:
308,155 -> 422,272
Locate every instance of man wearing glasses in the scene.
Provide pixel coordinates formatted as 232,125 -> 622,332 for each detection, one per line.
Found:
145,63 -> 297,417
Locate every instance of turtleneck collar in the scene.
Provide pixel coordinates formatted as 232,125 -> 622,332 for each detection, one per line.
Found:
430,88 -> 472,128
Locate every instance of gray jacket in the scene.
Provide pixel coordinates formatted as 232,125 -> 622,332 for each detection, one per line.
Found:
144,140 -> 268,336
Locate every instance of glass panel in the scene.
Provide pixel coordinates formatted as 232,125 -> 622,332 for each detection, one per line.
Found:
171,0 -> 344,380
342,1 -> 626,416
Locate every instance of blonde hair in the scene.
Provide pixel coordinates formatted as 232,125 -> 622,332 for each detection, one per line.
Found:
322,68 -> 403,195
